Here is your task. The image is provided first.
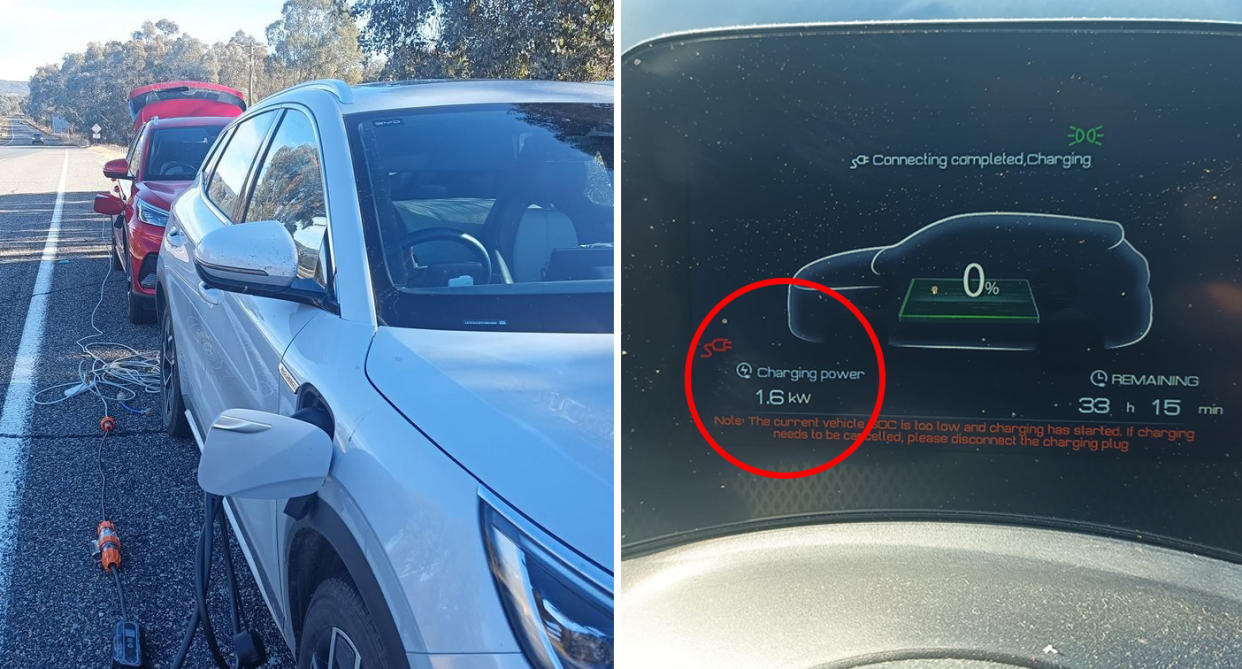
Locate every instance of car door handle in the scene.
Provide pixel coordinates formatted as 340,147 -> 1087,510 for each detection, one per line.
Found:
165,226 -> 186,248
197,281 -> 220,306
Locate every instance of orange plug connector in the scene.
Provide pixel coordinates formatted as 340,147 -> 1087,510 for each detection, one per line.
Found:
97,521 -> 121,571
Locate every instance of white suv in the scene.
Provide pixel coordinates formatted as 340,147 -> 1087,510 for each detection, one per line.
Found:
157,79 -> 614,668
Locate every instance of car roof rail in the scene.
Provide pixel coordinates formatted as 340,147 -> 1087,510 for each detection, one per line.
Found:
280,79 -> 354,104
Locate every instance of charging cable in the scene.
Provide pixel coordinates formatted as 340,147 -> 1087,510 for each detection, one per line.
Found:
42,259 -> 158,666
33,262 -> 160,413
94,424 -> 144,668
50,257 -> 266,667
171,493 -> 266,669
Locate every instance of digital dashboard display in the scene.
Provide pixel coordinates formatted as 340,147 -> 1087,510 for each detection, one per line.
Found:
622,22 -> 1242,559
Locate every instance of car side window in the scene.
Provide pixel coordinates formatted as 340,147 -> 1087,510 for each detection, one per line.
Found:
206,111 -> 277,221
244,109 -> 329,284
127,130 -> 147,179
200,125 -> 235,184
125,132 -> 140,167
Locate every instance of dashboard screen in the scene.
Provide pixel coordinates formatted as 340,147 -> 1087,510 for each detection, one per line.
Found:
622,22 -> 1242,559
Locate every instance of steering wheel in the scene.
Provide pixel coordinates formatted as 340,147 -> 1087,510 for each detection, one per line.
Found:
401,227 -> 493,285
157,161 -> 198,177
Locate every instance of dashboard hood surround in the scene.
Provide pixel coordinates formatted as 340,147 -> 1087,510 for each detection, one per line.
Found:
365,327 -> 613,571
621,522 -> 1242,667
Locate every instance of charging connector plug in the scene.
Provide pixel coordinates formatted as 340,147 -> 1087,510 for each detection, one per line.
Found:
111,619 -> 143,668
233,629 -> 266,669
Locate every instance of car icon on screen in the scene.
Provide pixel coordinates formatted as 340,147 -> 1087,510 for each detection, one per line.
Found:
789,212 -> 1152,351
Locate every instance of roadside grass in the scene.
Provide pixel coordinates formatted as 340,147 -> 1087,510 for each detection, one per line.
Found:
87,144 -> 126,159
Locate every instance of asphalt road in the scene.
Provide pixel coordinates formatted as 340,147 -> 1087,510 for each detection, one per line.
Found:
0,117 -> 293,667
0,119 -> 63,147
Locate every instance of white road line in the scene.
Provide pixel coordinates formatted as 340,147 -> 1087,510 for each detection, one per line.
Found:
0,150 -> 69,650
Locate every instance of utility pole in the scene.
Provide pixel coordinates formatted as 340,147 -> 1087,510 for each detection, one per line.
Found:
247,43 -> 267,103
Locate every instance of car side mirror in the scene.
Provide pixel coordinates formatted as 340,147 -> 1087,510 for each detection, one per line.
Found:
194,220 -> 332,308
195,220 -> 298,289
103,158 -> 131,180
198,409 -> 333,499
93,193 -> 124,217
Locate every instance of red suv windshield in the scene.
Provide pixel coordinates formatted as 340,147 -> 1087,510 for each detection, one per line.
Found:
144,125 -> 225,181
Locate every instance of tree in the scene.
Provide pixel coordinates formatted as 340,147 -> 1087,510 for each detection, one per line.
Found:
0,96 -> 21,118
352,0 -> 613,81
267,0 -> 364,88
22,12 -> 366,144
211,31 -> 276,102
214,32 -> 261,94
27,20 -> 225,141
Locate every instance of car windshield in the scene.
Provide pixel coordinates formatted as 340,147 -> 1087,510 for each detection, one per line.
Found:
145,125 -> 223,181
622,22 -> 1242,562
347,103 -> 614,333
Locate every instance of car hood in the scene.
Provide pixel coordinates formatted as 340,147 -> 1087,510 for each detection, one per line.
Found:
135,180 -> 191,209
365,327 -> 613,572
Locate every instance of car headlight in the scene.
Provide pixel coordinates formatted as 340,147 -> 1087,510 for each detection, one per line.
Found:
481,492 -> 613,669
135,200 -> 169,227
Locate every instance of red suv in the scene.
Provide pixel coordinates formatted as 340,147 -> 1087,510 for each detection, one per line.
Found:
94,116 -> 233,322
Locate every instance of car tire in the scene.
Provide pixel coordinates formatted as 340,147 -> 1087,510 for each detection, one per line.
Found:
111,220 -> 124,271
297,577 -> 397,669
160,305 -> 190,437
127,284 -> 154,324
124,235 -> 155,325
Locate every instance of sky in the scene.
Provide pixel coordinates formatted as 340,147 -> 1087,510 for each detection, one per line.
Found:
0,0 -> 288,80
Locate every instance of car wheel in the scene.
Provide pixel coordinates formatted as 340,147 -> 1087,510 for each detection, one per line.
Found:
111,220 -> 123,271
297,578 -> 396,669
124,236 -> 154,325
160,305 -> 190,437
126,284 -> 154,324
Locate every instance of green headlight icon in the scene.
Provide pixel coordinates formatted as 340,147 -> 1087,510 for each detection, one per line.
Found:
1067,124 -> 1103,147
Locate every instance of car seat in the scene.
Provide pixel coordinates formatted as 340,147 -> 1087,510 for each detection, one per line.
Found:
510,208 -> 579,282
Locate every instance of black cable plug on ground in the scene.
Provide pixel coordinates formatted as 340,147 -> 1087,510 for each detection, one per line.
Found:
110,610 -> 143,669
107,548 -> 142,668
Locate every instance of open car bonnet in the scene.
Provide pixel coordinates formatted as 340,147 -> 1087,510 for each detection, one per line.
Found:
129,81 -> 245,132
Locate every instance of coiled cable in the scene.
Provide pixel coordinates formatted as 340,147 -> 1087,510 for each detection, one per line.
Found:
33,261 -> 160,413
